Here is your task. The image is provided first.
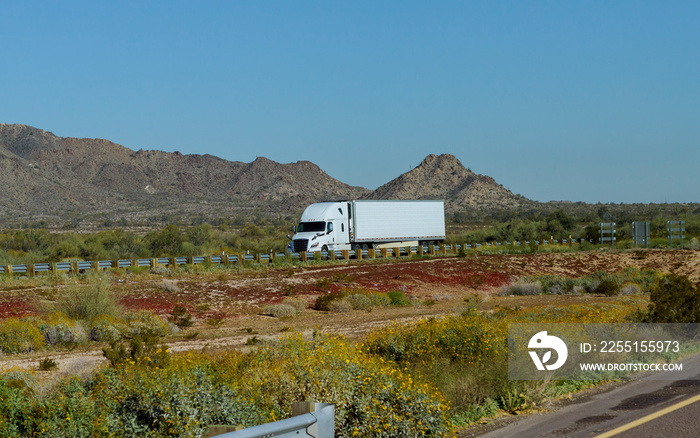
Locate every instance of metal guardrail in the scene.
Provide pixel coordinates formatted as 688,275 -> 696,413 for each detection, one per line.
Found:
212,403 -> 334,438
0,237 -> 667,276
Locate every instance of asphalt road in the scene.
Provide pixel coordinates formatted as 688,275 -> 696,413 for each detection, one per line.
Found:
476,353 -> 700,438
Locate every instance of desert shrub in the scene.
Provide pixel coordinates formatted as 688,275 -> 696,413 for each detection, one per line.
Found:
102,332 -> 171,369
595,279 -> 620,296
363,312 -> 506,365
263,304 -> 297,318
49,279 -> 122,321
314,291 -> 348,311
0,318 -> 45,354
123,310 -> 171,337
89,315 -> 128,343
346,293 -> 373,310
0,373 -> 98,437
168,306 -> 193,329
328,298 -> 353,313
464,293 -> 482,310
644,274 -> 700,323
370,291 -> 392,307
91,353 -> 265,436
281,296 -> 308,313
689,237 -> 700,251
38,312 -> 88,345
215,335 -> 453,437
315,277 -> 331,290
620,283 -> 642,295
160,279 -> 180,293
388,290 -> 412,306
498,279 -> 543,296
38,357 -> 58,371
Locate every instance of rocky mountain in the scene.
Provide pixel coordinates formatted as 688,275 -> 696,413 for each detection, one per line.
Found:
0,124 -> 529,225
369,154 -> 530,210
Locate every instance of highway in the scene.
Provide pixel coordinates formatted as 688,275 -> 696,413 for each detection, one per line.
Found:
475,353 -> 700,437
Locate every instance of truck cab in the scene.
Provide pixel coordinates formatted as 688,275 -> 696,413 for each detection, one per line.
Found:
290,202 -> 351,252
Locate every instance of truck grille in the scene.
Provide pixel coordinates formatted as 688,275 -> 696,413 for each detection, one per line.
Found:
292,239 -> 308,252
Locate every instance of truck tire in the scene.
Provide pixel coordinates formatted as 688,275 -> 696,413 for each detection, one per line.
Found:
321,245 -> 328,252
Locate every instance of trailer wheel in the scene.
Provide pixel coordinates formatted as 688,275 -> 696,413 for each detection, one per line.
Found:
361,243 -> 369,251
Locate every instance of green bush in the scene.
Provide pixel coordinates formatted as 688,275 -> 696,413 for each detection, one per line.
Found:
123,310 -> 171,337
49,279 -> 123,321
91,354 -> 264,436
644,274 -> 700,323
328,298 -> 353,313
263,304 -> 297,318
388,290 -> 412,306
89,315 -> 128,343
216,335 -> 453,437
0,318 -> 45,354
281,296 -> 308,313
314,291 -> 348,311
595,279 -> 620,297
346,293 -> 373,310
102,332 -> 171,369
168,306 -> 193,329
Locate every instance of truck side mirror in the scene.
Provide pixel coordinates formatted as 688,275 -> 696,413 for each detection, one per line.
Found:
286,234 -> 292,240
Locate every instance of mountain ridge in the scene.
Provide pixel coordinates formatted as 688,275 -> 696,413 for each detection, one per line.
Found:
0,124 -> 530,223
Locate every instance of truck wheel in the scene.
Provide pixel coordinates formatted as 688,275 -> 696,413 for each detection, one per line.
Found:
321,245 -> 328,252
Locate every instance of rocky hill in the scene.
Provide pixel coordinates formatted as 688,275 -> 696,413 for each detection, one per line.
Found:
0,124 -> 530,225
369,154 -> 530,210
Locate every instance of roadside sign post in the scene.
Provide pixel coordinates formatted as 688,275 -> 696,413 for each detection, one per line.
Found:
668,220 -> 685,249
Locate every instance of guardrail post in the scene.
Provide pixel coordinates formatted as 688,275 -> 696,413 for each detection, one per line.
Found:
341,250 -> 349,260
50,262 -> 57,276
169,257 -> 176,268
329,250 -> 336,261
222,254 -> 230,265
392,247 -> 400,258
380,248 -> 387,258
418,245 -> 424,256
131,259 -> 138,268
205,255 -> 213,265
5,265 -> 12,275
93,261 -> 101,272
150,258 -> 158,269
27,264 -> 36,276
429,244 -> 436,256
441,244 -> 446,256
300,251 -> 307,262
238,253 -> 245,266
357,248 -> 363,261
71,261 -> 79,274
368,248 -> 375,259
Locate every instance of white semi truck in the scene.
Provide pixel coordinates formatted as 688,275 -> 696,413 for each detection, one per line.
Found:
288,200 -> 445,253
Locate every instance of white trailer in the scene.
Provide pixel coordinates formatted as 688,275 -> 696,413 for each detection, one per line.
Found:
289,200 -> 445,253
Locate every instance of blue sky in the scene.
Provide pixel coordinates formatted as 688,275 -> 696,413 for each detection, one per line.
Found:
1,1 -> 698,203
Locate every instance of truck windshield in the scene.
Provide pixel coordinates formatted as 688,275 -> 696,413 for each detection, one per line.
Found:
298,221 -> 325,232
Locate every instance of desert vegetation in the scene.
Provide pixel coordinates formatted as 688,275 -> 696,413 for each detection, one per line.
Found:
1,245 -> 699,436
2,203 -> 700,269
